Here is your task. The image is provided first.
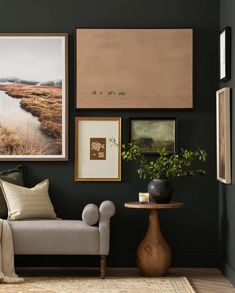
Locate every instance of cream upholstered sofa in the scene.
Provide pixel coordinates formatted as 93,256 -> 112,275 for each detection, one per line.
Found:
9,200 -> 115,278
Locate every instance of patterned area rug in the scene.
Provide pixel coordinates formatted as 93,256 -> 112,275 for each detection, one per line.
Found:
0,276 -> 195,293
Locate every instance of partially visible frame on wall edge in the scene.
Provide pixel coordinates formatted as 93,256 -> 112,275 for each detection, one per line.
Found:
74,117 -> 121,181
220,27 -> 231,82
0,33 -> 68,161
216,87 -> 231,184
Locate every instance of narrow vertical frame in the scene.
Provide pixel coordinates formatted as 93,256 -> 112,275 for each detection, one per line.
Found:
216,87 -> 231,183
220,27 -> 231,82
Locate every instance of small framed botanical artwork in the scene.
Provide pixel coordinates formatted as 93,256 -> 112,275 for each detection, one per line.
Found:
75,117 -> 121,181
216,88 -> 231,184
0,33 -> 68,161
75,28 -> 193,109
220,27 -> 231,82
130,118 -> 177,155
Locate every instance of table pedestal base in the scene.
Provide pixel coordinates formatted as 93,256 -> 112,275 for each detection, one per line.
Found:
136,209 -> 172,277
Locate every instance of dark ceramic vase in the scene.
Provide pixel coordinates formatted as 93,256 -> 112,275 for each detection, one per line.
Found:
147,179 -> 173,203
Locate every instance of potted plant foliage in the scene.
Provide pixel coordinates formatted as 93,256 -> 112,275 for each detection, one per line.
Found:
110,139 -> 207,203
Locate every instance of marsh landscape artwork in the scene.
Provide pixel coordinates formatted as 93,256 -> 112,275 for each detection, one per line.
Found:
0,34 -> 68,160
131,119 -> 176,155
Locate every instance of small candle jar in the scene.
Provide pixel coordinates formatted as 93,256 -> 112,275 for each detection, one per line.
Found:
139,192 -> 150,203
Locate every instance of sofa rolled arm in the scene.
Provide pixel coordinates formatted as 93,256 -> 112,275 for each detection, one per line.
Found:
99,200 -> 116,255
82,203 -> 99,226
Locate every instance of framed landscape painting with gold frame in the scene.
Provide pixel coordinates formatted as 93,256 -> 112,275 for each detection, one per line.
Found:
75,117 -> 121,181
75,28 -> 193,109
216,87 -> 231,184
0,33 -> 68,161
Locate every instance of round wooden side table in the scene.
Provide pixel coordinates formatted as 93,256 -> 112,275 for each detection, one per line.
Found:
124,201 -> 184,277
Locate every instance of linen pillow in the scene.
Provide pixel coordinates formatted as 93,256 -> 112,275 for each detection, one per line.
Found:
0,179 -> 57,220
82,203 -> 99,226
0,165 -> 25,219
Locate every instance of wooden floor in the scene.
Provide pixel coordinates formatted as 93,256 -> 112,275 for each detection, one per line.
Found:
18,267 -> 235,293
169,268 -> 235,293
109,268 -> 235,293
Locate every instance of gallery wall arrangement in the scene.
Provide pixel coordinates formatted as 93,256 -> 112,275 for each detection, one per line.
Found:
0,29 -> 193,181
0,0 -> 220,269
73,28 -> 192,184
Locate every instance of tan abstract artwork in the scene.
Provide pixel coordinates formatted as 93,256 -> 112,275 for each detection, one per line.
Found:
90,138 -> 106,160
76,28 -> 193,109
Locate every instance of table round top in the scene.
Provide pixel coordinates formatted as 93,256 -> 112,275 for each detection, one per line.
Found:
124,201 -> 184,209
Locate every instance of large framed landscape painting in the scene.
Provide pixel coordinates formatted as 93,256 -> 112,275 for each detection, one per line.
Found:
75,117 -> 121,181
0,33 -> 68,161
75,28 -> 193,109
130,118 -> 177,155
216,88 -> 231,184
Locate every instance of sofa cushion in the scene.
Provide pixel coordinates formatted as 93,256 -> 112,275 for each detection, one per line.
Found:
9,220 -> 100,255
82,203 -> 99,226
0,165 -> 25,219
1,179 -> 57,220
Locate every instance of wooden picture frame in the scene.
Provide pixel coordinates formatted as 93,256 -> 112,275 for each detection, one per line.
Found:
74,117 -> 121,181
0,33 -> 68,161
75,28 -> 193,109
130,118 -> 177,155
216,88 -> 231,184
220,27 -> 231,82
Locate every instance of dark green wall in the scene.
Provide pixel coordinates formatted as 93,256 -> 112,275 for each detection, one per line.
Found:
0,0 -> 219,267
219,0 -> 235,285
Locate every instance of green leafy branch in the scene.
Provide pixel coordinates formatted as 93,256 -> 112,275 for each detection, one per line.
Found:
109,138 -> 207,180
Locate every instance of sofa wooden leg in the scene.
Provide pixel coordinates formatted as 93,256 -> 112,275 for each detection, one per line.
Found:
101,255 -> 106,279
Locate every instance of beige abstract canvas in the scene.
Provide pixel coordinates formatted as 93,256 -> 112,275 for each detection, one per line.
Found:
76,28 -> 193,109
